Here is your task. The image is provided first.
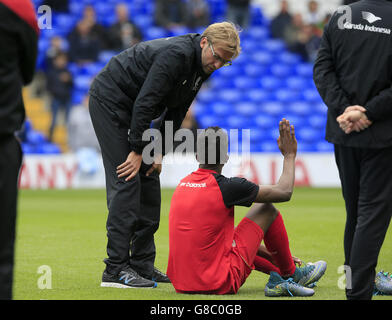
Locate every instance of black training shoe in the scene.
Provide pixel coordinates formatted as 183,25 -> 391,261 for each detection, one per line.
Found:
141,267 -> 171,283
151,267 -> 171,283
100,267 -> 157,288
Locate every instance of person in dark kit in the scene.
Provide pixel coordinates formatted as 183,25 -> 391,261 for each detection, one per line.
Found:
270,0 -> 292,39
0,0 -> 38,300
68,20 -> 101,64
154,0 -> 187,30
108,3 -> 143,51
313,0 -> 392,300
46,52 -> 73,141
89,22 -> 241,288
226,0 -> 251,29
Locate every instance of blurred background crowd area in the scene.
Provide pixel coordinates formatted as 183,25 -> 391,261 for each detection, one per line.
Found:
22,0 -> 357,155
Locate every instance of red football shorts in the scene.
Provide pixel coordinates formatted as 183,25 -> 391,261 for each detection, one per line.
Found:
214,217 -> 264,294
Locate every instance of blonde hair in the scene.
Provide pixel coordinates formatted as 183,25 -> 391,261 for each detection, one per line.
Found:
201,22 -> 241,59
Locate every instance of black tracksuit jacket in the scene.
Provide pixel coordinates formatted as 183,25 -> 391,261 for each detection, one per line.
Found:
0,0 -> 38,138
314,0 -> 392,148
89,33 -> 210,154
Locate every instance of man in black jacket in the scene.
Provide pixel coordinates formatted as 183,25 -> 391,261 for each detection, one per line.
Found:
314,0 -> 392,300
0,0 -> 38,300
89,22 -> 241,288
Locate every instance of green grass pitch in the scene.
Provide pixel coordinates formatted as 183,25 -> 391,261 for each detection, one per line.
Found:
14,187 -> 392,300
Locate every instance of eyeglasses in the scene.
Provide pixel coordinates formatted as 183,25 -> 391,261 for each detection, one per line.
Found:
208,42 -> 232,67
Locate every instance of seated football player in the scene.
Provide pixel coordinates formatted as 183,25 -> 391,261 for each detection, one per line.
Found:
167,120 -> 326,296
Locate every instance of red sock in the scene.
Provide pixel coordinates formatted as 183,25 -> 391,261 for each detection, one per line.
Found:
253,255 -> 280,274
263,212 -> 296,276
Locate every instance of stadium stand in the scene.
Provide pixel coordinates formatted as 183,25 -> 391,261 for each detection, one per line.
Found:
24,0 -> 334,154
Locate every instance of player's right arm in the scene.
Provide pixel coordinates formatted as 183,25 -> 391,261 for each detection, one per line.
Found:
254,119 -> 297,203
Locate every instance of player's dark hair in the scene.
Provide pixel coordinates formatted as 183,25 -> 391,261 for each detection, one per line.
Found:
196,126 -> 229,166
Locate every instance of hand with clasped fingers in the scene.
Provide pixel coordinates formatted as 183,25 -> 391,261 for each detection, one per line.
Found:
336,105 -> 373,134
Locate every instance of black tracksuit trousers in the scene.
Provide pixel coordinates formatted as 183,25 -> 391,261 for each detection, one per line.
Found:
89,95 -> 161,278
334,144 -> 392,300
0,136 -> 22,300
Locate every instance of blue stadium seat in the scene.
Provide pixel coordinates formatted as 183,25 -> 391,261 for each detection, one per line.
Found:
259,76 -> 283,91
233,52 -> 251,66
263,39 -> 286,53
21,143 -> 36,155
38,39 -> 50,54
270,64 -> 294,78
198,114 -> 218,128
144,27 -> 169,40
234,102 -> 258,117
268,127 -> 280,140
316,141 -> 334,152
197,89 -> 216,104
24,119 -> 33,133
278,52 -> 302,65
296,63 -> 314,78
191,102 -> 207,117
250,144 -> 263,152
83,62 -> 104,76
282,114 -> 307,128
241,39 -> 262,52
246,26 -> 269,41
252,51 -> 274,65
216,64 -> 241,78
169,26 -> 191,37
233,76 -> 260,89
226,115 -> 251,129
208,76 -> 235,89
100,14 -> 117,27
72,90 -> 88,105
211,102 -> 231,116
218,89 -> 243,104
250,6 -> 266,26
244,89 -> 271,103
74,75 -> 92,91
26,130 -> 46,145
243,64 -> 268,78
315,102 -> 328,115
249,127 -> 264,143
297,142 -> 317,152
53,14 -> 76,34
286,76 -> 308,90
296,128 -> 323,143
302,88 -> 322,103
288,101 -> 311,116
68,62 -> 80,76
98,50 -> 116,64
94,2 -> 113,17
253,114 -> 277,129
308,114 -> 326,129
274,88 -> 301,103
37,143 -> 62,154
69,1 -> 85,16
261,140 -> 279,153
261,101 -> 284,116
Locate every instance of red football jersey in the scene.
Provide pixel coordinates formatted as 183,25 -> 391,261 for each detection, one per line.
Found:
167,168 -> 258,293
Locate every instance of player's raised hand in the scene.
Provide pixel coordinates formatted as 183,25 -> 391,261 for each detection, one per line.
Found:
277,118 -> 297,157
